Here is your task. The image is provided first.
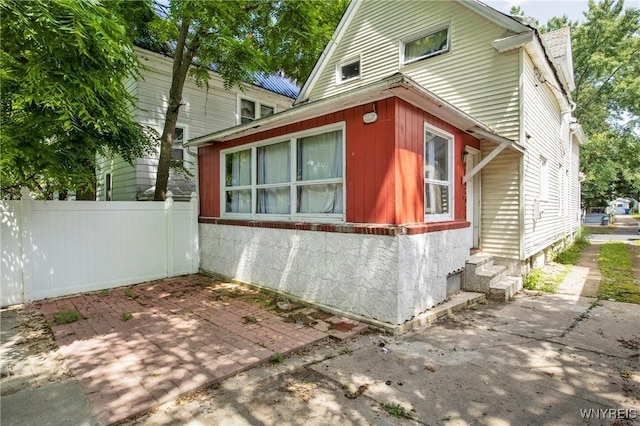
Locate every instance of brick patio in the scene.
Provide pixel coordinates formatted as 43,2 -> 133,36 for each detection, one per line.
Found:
32,277 -> 328,425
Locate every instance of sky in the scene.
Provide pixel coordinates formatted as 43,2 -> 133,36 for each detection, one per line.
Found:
483,0 -> 593,24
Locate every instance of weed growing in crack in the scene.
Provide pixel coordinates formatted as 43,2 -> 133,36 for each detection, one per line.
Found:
53,310 -> 81,325
383,402 -> 414,419
269,353 -> 284,364
243,316 -> 258,324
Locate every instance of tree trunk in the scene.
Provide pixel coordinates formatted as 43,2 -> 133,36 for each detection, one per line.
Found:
153,21 -> 200,201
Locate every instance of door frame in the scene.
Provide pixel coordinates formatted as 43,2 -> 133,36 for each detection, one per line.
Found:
465,146 -> 481,249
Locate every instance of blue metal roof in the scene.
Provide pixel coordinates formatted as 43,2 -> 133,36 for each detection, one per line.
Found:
253,73 -> 300,99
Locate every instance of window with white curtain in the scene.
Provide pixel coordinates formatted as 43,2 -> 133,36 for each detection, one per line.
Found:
424,124 -> 453,221
221,124 -> 344,221
224,149 -> 252,213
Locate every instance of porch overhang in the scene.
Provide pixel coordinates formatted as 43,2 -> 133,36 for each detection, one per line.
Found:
186,73 -> 522,151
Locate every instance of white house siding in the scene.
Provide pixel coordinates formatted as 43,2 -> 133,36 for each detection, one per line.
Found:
522,54 -> 569,259
480,146 -> 521,259
98,48 -> 295,200
307,0 -> 522,140
199,224 -> 470,325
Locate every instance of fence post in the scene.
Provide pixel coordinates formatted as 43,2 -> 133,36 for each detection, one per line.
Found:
19,187 -> 32,303
190,191 -> 200,274
165,191 -> 174,277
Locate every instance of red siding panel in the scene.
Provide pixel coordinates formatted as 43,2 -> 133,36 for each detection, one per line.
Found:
198,96 -> 479,228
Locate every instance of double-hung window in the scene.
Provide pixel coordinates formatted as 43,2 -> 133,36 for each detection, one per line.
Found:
222,124 -> 344,221
402,24 -> 450,65
424,124 -> 453,221
240,98 -> 275,124
171,126 -> 186,161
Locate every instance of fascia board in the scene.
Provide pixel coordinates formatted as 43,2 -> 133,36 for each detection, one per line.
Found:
458,0 -> 530,33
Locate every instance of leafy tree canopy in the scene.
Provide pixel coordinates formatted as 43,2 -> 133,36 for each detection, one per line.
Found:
524,0 -> 640,207
1,0 -> 155,199
149,0 -> 349,200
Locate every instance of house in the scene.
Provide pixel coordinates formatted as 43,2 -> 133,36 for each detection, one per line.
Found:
187,0 -> 587,329
96,46 -> 299,201
613,198 -> 633,215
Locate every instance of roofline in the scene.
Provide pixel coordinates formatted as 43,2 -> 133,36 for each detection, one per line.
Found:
458,0 -> 531,33
294,0 -> 362,105
134,45 -> 298,100
187,73 -> 522,152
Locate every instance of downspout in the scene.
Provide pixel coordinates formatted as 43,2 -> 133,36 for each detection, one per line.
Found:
186,146 -> 200,217
518,48 -> 526,265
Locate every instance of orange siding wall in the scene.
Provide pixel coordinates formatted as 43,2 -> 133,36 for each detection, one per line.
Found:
198,96 -> 478,224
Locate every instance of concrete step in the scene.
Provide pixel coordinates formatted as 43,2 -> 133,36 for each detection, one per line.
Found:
464,263 -> 508,292
464,254 -> 494,275
489,276 -> 523,301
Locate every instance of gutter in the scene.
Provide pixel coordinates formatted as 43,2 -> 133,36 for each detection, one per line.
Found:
187,73 -> 522,150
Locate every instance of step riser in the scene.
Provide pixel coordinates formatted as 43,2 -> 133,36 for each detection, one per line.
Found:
464,254 -> 521,299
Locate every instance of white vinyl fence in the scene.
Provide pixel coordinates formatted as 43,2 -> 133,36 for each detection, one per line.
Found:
1,188 -> 199,307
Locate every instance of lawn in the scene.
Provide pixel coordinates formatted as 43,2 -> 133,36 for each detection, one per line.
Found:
597,241 -> 640,304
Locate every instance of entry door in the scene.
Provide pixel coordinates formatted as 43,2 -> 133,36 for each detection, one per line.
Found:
465,147 -> 481,249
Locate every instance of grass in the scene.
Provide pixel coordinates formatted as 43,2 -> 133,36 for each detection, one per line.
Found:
524,266 -> 567,293
554,233 -> 590,265
97,289 -> 110,297
124,288 -> 134,298
631,213 -> 640,220
53,310 -> 81,324
583,225 -> 617,234
597,242 -> 640,304
121,311 -> 133,321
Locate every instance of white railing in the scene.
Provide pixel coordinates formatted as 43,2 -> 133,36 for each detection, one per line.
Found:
1,188 -> 199,307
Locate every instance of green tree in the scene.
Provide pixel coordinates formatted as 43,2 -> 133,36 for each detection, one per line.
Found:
570,0 -> 640,207
150,0 -> 348,200
1,0 -> 155,199
534,0 -> 640,207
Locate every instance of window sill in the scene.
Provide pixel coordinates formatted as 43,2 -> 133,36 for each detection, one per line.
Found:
199,217 -> 470,236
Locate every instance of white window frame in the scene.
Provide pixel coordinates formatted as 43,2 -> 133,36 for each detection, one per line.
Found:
170,124 -> 190,169
539,156 -> 549,201
336,55 -> 361,85
237,96 -> 276,125
220,122 -> 346,223
400,23 -> 451,67
423,123 -> 454,222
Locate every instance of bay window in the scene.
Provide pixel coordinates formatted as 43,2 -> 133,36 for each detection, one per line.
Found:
222,124 -> 344,221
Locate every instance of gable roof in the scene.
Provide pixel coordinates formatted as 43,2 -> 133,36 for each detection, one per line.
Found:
540,27 -> 575,91
295,0 -> 532,105
295,0 -> 575,107
187,72 -> 522,153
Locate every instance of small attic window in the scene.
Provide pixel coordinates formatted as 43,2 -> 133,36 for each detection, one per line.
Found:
336,56 -> 360,84
402,25 -> 450,65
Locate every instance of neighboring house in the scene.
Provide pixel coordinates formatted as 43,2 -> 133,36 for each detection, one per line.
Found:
613,198 -> 632,215
187,0 -> 587,329
97,46 -> 299,201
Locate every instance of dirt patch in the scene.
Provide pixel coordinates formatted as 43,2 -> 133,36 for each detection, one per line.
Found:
0,307 -> 71,396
